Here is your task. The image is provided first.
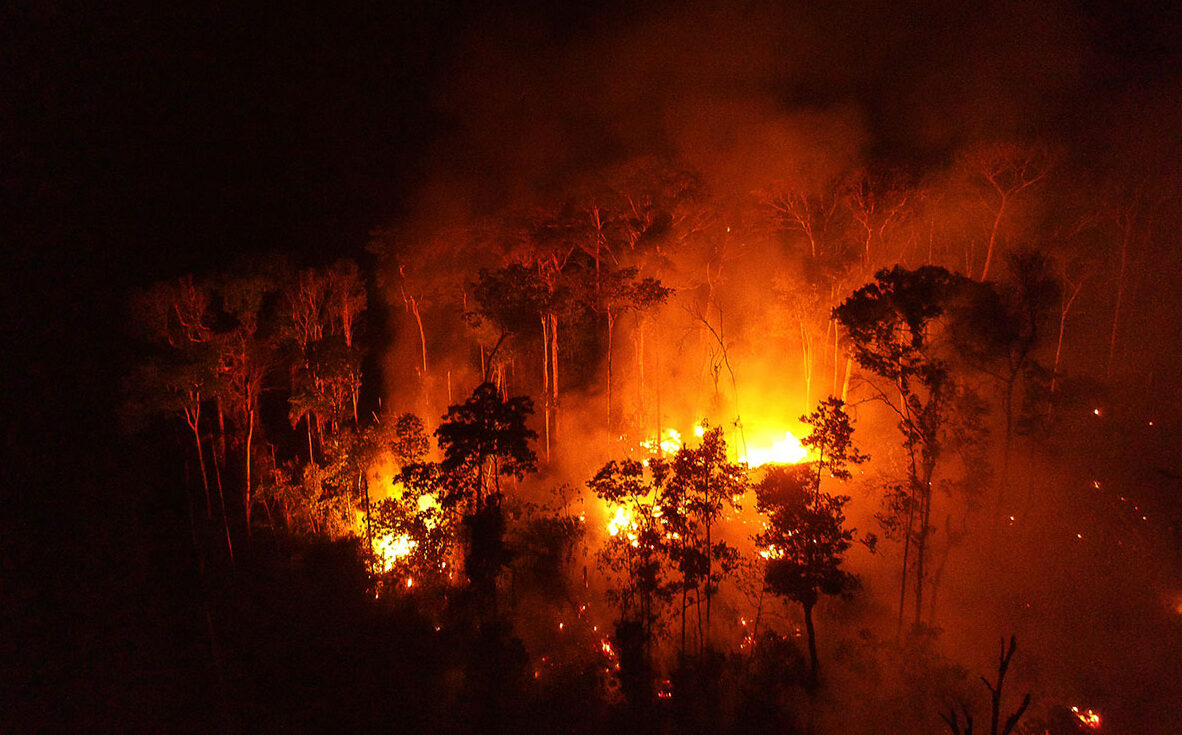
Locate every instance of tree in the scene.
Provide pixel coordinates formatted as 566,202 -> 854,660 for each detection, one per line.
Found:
587,457 -> 674,712
941,636 -> 1031,735
217,264 -> 284,536
844,168 -> 913,272
595,267 -> 671,432
662,424 -> 746,655
128,276 -> 234,557
433,382 -> 538,600
951,253 -> 1058,509
835,265 -> 973,630
755,397 -> 867,683
959,143 -> 1053,281
759,179 -> 841,261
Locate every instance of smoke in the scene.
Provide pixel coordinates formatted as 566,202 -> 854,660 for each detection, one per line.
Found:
364,2 -> 1181,730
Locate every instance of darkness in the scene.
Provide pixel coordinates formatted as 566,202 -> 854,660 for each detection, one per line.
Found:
2,0 -> 1179,731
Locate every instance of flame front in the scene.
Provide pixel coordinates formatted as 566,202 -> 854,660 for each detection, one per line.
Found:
741,430 -> 809,467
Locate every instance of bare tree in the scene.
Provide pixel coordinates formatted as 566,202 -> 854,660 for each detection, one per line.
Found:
960,143 -> 1053,281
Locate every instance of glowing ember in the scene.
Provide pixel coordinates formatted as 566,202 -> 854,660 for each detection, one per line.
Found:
600,638 -> 617,660
1071,706 -> 1102,729
741,431 -> 809,467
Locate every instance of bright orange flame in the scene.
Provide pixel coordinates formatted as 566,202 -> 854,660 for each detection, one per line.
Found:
640,428 -> 682,455
607,506 -> 634,537
741,430 -> 809,467
373,532 -> 415,573
1071,707 -> 1102,729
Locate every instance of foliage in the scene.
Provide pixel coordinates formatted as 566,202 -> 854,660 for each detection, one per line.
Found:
434,381 -> 538,511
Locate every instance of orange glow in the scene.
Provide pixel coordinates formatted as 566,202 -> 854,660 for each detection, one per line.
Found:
607,505 -> 635,537
373,532 -> 416,573
1071,706 -> 1102,729
641,428 -> 683,455
741,430 -> 810,467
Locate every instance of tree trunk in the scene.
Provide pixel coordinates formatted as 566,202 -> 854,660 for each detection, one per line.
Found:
244,406 -> 254,536
187,409 -> 212,519
550,312 -> 559,447
913,462 -> 934,628
803,600 -> 819,684
606,311 -> 614,435
800,322 -> 812,415
541,315 -> 551,461
841,356 -> 852,403
980,195 -> 1008,281
362,473 -> 374,577
208,435 -> 234,562
1107,218 -> 1131,379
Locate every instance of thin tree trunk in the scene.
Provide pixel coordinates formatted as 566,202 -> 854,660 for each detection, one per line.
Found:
800,322 -> 812,414
804,600 -> 819,684
832,324 -> 841,397
209,435 -> 234,562
550,313 -> 559,446
187,409 -> 212,519
841,356 -> 852,402
1107,218 -> 1131,379
914,463 -> 934,628
244,406 -> 254,537
362,472 -> 374,577
541,315 -> 550,461
980,196 -> 1008,281
606,311 -> 614,434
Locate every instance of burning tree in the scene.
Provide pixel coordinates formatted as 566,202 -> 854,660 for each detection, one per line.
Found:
588,457 -> 674,711
755,397 -> 867,684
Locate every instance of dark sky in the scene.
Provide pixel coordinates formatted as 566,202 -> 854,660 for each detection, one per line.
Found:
6,0 -> 1178,284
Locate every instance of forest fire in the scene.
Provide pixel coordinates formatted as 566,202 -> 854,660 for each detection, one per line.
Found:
740,429 -> 811,467
98,4 -> 1182,732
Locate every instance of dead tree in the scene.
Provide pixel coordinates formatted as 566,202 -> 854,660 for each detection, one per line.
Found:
941,636 -> 1032,735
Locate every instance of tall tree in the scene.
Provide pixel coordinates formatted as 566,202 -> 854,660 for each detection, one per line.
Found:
959,143 -> 1053,281
662,425 -> 746,655
755,397 -> 867,683
217,264 -> 284,536
835,265 -> 973,630
595,267 -> 671,432
588,456 -> 674,712
433,382 -> 538,601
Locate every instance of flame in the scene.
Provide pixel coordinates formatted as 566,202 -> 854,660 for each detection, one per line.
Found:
607,506 -> 634,537
373,532 -> 416,573
640,428 -> 682,455
1071,707 -> 1102,729
758,545 -> 783,559
741,430 -> 809,467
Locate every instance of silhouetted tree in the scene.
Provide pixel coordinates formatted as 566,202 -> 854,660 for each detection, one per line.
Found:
663,424 -> 746,655
434,382 -> 538,600
835,265 -> 973,629
941,636 -> 1031,735
755,398 -> 867,683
